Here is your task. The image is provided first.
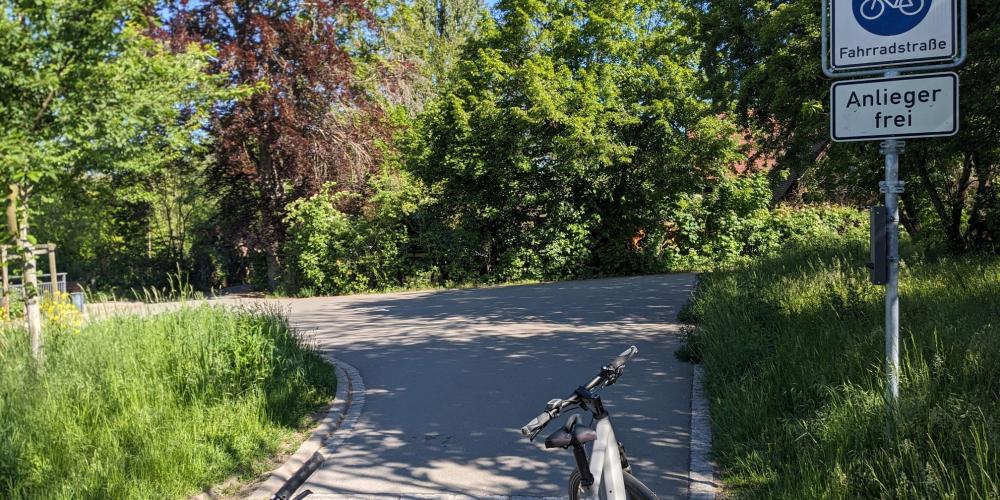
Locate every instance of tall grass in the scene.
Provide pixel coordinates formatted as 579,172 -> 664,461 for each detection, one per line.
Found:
683,238 -> 1000,498
0,306 -> 335,499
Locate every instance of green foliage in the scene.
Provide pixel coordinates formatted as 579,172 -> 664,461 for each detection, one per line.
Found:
282,164 -> 866,294
32,153 -> 226,292
691,0 -> 1000,251
283,174 -> 426,295
686,240 -> 1000,498
0,0 -> 235,292
0,306 -> 335,498
411,0 -> 741,282
0,3 -> 230,183
280,1 -> 869,295
652,175 -> 868,270
376,0 -> 488,108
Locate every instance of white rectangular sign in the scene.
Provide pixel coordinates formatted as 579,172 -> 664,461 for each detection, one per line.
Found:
832,0 -> 957,70
830,72 -> 958,142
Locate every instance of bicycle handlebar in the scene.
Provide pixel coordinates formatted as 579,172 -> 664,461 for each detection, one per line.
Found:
520,346 -> 638,439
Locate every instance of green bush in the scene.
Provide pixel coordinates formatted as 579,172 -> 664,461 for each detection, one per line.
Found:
283,174 -> 424,295
0,306 -> 335,499
687,239 -> 1000,498
647,174 -> 868,271
282,171 -> 868,294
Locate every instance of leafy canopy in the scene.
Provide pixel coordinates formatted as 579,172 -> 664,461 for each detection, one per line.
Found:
412,0 -> 738,279
0,1 -> 229,185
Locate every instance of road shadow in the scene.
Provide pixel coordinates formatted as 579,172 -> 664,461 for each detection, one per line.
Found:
283,274 -> 697,497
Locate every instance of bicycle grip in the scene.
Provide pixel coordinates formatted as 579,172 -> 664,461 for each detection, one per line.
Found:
609,345 -> 638,370
520,411 -> 552,437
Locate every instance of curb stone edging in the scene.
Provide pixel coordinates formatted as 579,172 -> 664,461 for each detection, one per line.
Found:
688,364 -> 717,500
249,355 -> 366,500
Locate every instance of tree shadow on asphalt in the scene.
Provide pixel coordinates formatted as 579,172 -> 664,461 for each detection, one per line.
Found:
286,275 -> 698,497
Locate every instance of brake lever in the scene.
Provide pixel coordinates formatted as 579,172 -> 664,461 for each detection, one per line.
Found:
525,399 -> 564,442
600,365 -> 624,386
528,426 -> 545,441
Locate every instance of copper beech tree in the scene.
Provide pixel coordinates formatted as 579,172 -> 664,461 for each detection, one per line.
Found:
160,0 -> 395,289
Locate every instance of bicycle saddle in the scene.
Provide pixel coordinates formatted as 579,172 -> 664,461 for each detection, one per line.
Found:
544,414 -> 597,449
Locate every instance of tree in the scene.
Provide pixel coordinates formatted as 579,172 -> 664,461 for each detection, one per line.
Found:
32,150 -> 225,292
162,0 -> 397,290
0,0 -> 228,357
377,0 -> 487,108
690,0 -> 1000,251
411,0 -> 738,281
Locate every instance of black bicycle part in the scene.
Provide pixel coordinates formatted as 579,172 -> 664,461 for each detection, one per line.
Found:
618,442 -> 631,473
542,414 -> 598,487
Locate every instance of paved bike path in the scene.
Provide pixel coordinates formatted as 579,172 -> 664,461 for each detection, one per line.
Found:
282,274 -> 697,498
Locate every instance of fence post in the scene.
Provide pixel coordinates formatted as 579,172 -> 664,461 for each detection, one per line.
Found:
48,244 -> 57,295
1,246 -> 7,320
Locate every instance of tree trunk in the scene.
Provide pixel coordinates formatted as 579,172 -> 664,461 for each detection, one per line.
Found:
265,242 -> 281,292
898,198 -> 920,241
915,151 -> 965,251
771,139 -> 829,206
258,132 -> 284,291
965,153 -> 995,248
948,153 -> 975,246
897,168 -> 922,240
17,185 -> 42,360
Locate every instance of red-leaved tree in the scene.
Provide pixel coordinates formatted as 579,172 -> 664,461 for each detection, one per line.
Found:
158,0 -> 393,289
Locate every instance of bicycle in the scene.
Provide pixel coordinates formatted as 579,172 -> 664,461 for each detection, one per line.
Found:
859,0 -> 926,20
520,346 -> 659,500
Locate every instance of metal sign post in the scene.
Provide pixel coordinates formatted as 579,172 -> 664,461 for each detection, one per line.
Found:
823,0 -> 967,408
880,135 -> 903,404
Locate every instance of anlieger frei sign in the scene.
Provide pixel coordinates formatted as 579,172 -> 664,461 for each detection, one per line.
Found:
830,72 -> 958,141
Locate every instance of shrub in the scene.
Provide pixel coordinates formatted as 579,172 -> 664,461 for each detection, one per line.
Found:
283,174 -> 423,295
283,171 -> 868,293
647,174 -> 868,271
40,292 -> 84,336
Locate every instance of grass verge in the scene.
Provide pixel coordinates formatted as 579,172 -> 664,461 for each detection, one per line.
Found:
683,238 -> 1000,498
0,305 -> 336,499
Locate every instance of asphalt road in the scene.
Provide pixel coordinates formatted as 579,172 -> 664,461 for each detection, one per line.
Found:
280,274 -> 697,498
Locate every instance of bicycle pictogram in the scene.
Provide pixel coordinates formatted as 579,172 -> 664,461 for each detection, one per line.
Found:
859,0 -> 926,20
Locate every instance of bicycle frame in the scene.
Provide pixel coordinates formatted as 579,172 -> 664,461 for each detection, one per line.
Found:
578,417 -> 627,500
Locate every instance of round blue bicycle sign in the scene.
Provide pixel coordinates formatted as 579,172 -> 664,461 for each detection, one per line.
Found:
853,0 -> 932,36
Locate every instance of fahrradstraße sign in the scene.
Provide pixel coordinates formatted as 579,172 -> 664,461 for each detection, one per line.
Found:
830,0 -> 958,71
